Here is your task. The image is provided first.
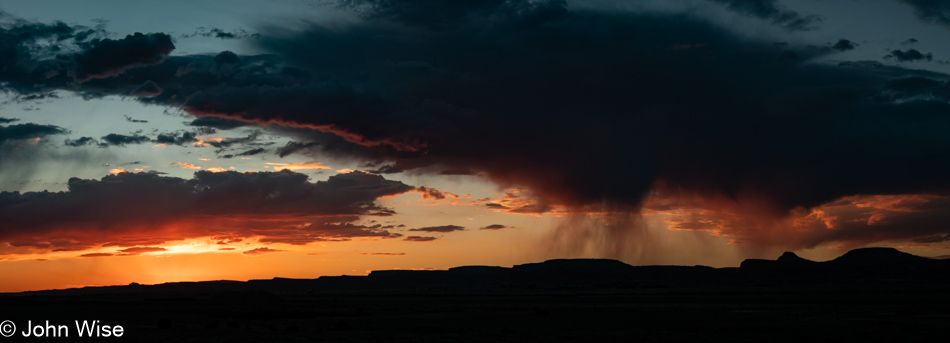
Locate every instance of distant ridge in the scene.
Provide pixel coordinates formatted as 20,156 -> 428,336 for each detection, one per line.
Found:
776,251 -> 815,263
9,248 -> 950,297
831,247 -> 935,266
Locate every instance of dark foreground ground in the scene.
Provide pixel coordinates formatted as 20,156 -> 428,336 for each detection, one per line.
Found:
4,290 -> 950,342
3,247 -> 950,342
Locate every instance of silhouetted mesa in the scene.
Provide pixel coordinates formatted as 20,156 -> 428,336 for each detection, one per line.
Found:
6,248 -> 950,297
5,248 -> 950,342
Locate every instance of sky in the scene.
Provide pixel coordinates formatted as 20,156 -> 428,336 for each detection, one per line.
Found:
2,0 -> 950,292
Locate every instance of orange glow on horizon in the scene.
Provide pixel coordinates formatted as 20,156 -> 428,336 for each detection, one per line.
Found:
265,161 -> 331,171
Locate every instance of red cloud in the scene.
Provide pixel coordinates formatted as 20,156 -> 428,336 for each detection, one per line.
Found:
645,189 -> 950,251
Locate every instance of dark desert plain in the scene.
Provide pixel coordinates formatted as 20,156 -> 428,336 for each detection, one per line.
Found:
4,0 -> 950,341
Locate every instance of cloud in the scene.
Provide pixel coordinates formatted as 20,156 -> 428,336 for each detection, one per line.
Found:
358,252 -> 405,256
276,141 -> 320,157
409,225 -> 465,233
886,49 -> 934,62
180,27 -> 259,40
221,148 -> 266,159
117,246 -> 166,256
64,137 -> 97,147
0,170 -> 415,253
7,92 -> 59,103
154,128 -> 231,147
130,80 -> 162,96
249,4 -> 950,225
71,32 -> 175,83
192,132 -> 260,149
171,162 -> 202,170
480,224 -> 507,230
189,117 -> 249,130
415,186 -> 458,200
899,0 -> 950,27
0,123 -> 68,144
643,188 -> 950,250
243,247 -> 284,255
3,2 -> 950,253
99,133 -> 150,146
404,236 -> 437,242
79,253 -> 113,258
0,118 -> 18,124
832,39 -> 857,51
706,0 -> 822,31
0,17 -> 102,91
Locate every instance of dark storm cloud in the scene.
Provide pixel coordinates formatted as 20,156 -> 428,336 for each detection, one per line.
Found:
237,147 -> 266,156
154,130 -> 199,146
0,117 -> 17,124
189,117 -> 249,130
227,1 -> 950,217
3,1 -> 950,251
0,123 -> 68,143
277,141 -> 321,158
63,136 -> 97,147
480,224 -> 507,230
0,17 -> 87,80
220,147 -> 266,159
706,0 -> 822,30
202,132 -> 261,149
99,133 -> 150,146
130,80 -> 162,96
409,225 -> 465,233
832,39 -> 857,51
886,49 -> 934,62
0,18 -> 166,92
899,0 -> 950,27
0,170 -> 415,252
71,32 -> 174,83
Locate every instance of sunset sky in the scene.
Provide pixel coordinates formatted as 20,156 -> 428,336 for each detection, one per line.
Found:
3,0 -> 950,292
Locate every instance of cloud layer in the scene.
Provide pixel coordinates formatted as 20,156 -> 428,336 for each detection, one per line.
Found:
3,1 -> 950,251
0,170 -> 414,253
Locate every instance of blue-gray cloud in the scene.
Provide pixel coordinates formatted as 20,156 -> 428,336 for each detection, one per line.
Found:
899,0 -> 950,27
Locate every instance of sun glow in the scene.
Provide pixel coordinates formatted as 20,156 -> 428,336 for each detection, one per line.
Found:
265,161 -> 331,171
